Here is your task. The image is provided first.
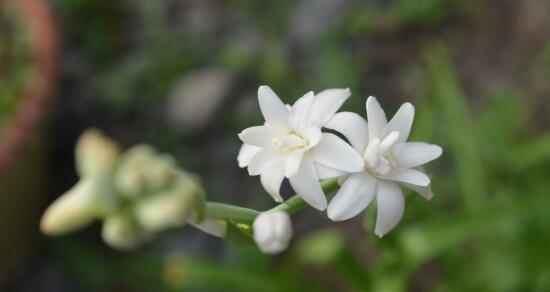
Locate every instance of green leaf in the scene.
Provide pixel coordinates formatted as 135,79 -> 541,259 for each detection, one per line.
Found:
424,42 -> 487,211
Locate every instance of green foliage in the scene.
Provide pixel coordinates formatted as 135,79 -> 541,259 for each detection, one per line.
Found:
46,1 -> 550,291
425,43 -> 487,211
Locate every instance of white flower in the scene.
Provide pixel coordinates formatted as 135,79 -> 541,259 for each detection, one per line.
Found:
238,86 -> 363,210
326,96 -> 442,237
253,211 -> 293,254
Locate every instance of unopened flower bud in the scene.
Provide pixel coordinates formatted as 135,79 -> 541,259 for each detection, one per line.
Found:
145,154 -> 177,190
40,179 -> 104,235
134,174 -> 204,232
253,211 -> 293,254
114,145 -> 155,196
76,129 -> 120,178
102,214 -> 149,250
114,146 -> 177,197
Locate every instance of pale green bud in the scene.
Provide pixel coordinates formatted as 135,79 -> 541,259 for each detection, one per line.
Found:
145,154 -> 177,190
102,213 -> 150,250
40,179 -> 105,235
134,191 -> 194,232
134,173 -> 204,232
114,146 -> 177,197
75,129 -> 120,178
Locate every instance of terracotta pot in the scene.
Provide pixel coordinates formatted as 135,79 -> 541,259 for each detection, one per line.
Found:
0,0 -> 58,169
0,0 -> 58,273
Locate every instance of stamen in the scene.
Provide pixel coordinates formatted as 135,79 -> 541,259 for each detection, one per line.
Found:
364,138 -> 380,168
379,131 -> 399,155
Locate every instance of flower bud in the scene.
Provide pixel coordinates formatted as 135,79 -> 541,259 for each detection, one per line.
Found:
114,145 -> 156,196
40,179 -> 104,235
253,211 -> 293,254
114,146 -> 177,197
102,214 -> 149,250
76,129 -> 120,178
134,174 -> 204,232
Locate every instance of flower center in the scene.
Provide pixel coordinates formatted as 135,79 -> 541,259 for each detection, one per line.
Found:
272,131 -> 308,154
363,131 -> 399,176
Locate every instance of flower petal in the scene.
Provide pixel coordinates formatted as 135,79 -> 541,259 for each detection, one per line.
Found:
401,182 -> 433,200
310,88 -> 351,126
248,149 -> 282,176
366,96 -> 387,141
325,111 -> 369,154
237,144 -> 262,168
327,173 -> 376,221
260,164 -> 285,202
374,181 -> 404,237
238,125 -> 285,148
258,85 -> 290,128
383,102 -> 414,142
289,91 -> 315,133
304,126 -> 323,150
316,163 -> 346,179
288,154 -> 327,210
284,150 -> 304,177
312,133 -> 364,172
384,168 -> 430,187
393,142 -> 443,168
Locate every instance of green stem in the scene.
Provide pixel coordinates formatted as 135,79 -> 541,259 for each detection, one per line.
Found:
204,203 -> 259,224
203,179 -> 339,223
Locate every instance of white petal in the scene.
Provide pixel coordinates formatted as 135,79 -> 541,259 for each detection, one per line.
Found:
400,182 -> 433,200
304,126 -> 323,149
310,88 -> 351,126
383,102 -> 414,142
238,125 -> 285,148
289,91 -> 315,133
325,111 -> 369,154
327,173 -> 376,221
366,96 -> 387,141
288,154 -> 327,210
237,144 -> 262,168
384,168 -> 430,187
258,85 -> 290,128
316,163 -> 346,179
374,181 -> 404,237
260,165 -> 285,202
312,133 -> 364,172
284,150 -> 304,177
393,142 -> 443,168
248,149 -> 282,176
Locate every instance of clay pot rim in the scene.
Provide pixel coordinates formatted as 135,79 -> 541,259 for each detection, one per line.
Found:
0,0 -> 58,173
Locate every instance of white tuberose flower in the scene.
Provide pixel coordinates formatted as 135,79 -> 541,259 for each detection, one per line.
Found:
326,96 -> 443,237
253,211 -> 293,254
238,86 -> 363,210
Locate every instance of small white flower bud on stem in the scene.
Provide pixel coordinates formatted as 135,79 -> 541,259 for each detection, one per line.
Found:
253,211 -> 293,254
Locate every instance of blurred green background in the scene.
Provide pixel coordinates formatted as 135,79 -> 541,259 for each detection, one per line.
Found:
1,0 -> 550,291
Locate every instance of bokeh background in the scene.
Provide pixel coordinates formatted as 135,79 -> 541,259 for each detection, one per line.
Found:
1,0 -> 550,291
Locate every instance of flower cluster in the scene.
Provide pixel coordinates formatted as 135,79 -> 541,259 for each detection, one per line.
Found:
40,85 -> 442,255
40,130 -> 213,249
239,86 -> 442,237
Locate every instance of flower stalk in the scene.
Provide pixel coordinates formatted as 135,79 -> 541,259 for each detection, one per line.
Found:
202,179 -> 339,224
